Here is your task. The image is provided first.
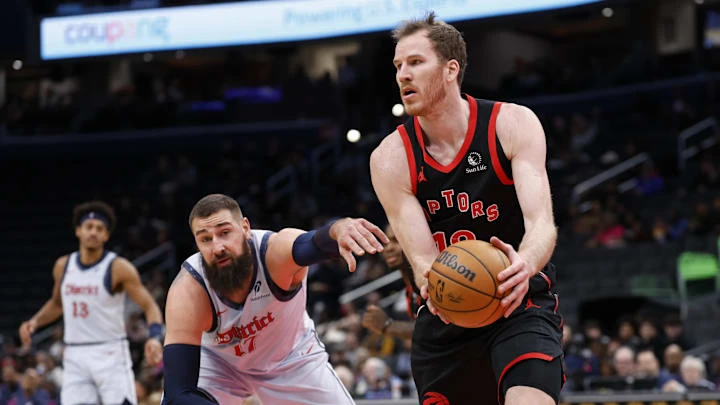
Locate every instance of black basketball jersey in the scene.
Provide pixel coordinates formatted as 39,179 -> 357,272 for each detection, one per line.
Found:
398,96 -> 524,252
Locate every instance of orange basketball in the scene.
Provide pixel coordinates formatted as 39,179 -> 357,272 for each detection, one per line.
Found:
427,239 -> 510,328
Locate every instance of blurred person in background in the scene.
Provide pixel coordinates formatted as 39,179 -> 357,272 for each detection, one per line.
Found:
7,368 -> 51,405
680,355 -> 716,392
612,346 -> 636,378
18,201 -> 164,405
362,224 -> 419,340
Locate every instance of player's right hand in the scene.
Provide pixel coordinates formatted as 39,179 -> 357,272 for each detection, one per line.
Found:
330,218 -> 389,272
19,319 -> 37,346
420,270 -> 451,325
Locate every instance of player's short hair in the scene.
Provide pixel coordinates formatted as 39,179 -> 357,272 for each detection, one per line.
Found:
392,11 -> 467,86
188,194 -> 244,229
72,201 -> 116,233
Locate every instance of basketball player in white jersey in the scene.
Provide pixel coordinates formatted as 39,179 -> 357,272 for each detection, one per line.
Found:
18,201 -> 165,405
162,194 -> 389,405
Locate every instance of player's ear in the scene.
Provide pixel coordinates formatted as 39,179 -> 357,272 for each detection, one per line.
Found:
241,217 -> 251,237
446,59 -> 460,83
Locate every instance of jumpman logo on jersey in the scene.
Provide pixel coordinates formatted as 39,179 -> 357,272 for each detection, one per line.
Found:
524,297 -> 541,311
418,166 -> 428,183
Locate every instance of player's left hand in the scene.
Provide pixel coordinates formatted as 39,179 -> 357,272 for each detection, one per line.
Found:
491,236 -> 532,318
330,218 -> 389,272
144,337 -> 163,367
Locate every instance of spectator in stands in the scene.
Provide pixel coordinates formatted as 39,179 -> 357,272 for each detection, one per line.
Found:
34,351 -> 61,399
637,318 -> 665,365
0,358 -> 20,404
612,346 -> 636,378
666,209 -> 689,241
8,368 -> 52,405
680,355 -> 716,392
708,351 -> 720,391
694,152 -> 719,191
635,162 -> 664,196
308,257 -> 349,323
612,317 -> 641,351
562,324 -> 600,392
356,357 -> 402,400
636,348 -> 674,390
661,314 -> 694,350
587,212 -> 626,248
661,344 -> 685,382
362,224 -> 418,341
688,201 -> 715,236
334,364 -> 357,398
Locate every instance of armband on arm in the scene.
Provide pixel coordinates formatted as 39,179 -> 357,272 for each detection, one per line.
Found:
163,344 -> 219,405
149,323 -> 164,341
291,221 -> 340,266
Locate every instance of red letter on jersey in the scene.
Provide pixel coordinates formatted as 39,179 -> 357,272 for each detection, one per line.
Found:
441,190 -> 455,208
487,204 -> 499,222
427,200 -> 441,215
471,201 -> 484,218
457,192 -> 469,212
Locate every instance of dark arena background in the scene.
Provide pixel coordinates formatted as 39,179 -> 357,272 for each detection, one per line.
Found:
1,0 -> 719,404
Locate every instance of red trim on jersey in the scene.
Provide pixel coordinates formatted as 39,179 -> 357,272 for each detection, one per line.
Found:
413,95 -> 478,174
488,102 -> 513,185
397,124 -> 418,195
497,352 -> 554,404
538,271 -> 552,291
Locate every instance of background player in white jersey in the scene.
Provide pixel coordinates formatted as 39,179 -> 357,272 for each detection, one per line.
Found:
162,193 -> 389,405
18,201 -> 165,405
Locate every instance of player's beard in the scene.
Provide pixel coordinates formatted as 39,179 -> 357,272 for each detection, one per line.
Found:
403,68 -> 447,116
204,239 -> 254,298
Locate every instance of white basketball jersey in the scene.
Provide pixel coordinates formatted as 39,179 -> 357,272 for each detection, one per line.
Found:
61,251 -> 127,344
182,230 -> 320,374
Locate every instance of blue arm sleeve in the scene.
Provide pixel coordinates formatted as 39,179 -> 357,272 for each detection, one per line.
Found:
291,221 -> 340,266
162,344 -> 219,405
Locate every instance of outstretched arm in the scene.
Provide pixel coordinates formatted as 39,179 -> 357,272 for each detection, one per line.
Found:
19,256 -> 67,347
162,269 -> 218,405
114,258 -> 164,366
264,218 -> 389,291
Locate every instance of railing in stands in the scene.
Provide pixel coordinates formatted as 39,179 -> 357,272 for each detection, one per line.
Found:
310,140 -> 341,191
339,270 -> 403,306
571,152 -> 651,206
678,117 -> 720,171
265,165 -> 297,205
133,241 -> 177,279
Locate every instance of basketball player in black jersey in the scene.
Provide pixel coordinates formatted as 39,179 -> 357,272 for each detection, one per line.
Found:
370,12 -> 564,405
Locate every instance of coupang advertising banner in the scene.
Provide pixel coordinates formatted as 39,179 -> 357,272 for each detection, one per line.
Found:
41,0 -> 600,60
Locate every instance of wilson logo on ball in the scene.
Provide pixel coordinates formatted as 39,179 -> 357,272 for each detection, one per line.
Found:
434,250 -> 477,282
